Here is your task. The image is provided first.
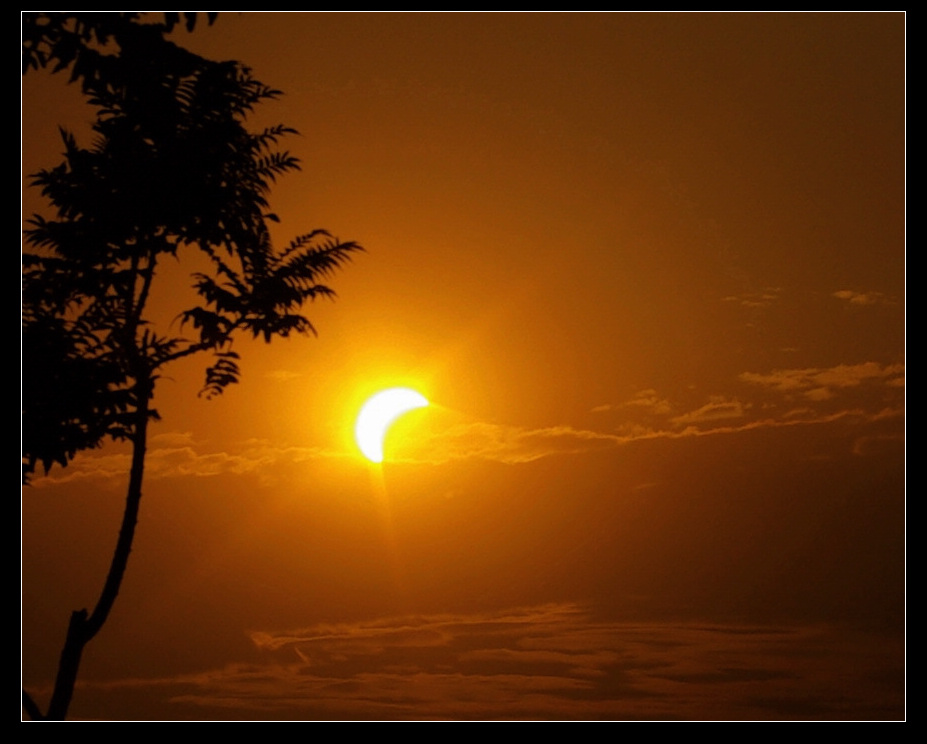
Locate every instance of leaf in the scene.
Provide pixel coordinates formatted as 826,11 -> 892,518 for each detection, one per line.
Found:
22,11 -> 361,472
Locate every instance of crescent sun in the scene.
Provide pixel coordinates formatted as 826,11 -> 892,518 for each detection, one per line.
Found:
354,387 -> 429,463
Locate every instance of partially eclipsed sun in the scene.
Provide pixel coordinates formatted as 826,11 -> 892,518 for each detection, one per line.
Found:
355,387 -> 429,463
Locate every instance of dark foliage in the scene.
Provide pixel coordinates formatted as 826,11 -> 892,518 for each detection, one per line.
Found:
22,12 -> 361,478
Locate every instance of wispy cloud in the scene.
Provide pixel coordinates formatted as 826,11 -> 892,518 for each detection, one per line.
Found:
671,396 -> 748,426
60,604 -> 904,720
740,361 -> 905,398
833,289 -> 896,306
721,287 -> 783,307
26,437 -> 338,487
593,389 -> 672,416
392,408 -> 897,466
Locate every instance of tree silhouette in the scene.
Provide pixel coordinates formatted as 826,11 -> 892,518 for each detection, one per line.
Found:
22,13 -> 361,720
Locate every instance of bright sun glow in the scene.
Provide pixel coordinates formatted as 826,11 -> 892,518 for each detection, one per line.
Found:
355,387 -> 429,463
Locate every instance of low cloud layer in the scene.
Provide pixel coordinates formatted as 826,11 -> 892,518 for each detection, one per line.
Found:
58,603 -> 903,720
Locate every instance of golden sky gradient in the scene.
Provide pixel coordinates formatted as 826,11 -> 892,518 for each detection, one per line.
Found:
22,12 -> 905,720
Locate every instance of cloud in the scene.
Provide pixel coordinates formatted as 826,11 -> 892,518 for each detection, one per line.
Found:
721,287 -> 782,307
739,362 -> 905,398
26,437 -> 338,488
149,431 -> 198,448
400,421 -> 624,465
395,405 -> 902,465
671,396 -> 747,426
61,604 -> 904,720
832,289 -> 895,306
593,389 -> 672,416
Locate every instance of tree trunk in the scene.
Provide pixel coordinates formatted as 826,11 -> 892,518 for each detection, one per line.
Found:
24,377 -> 152,721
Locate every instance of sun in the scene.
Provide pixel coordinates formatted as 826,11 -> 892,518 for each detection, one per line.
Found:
354,387 -> 429,463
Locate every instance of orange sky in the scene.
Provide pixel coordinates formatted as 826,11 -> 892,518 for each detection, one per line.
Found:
22,12 -> 905,720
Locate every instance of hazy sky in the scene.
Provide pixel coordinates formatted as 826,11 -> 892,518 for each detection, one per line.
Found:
22,12 -> 905,720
